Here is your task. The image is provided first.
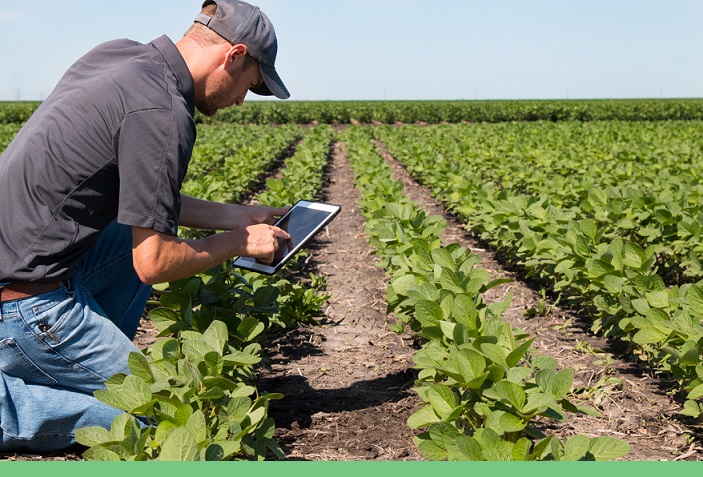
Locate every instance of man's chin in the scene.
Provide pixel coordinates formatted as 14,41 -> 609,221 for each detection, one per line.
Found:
196,106 -> 218,117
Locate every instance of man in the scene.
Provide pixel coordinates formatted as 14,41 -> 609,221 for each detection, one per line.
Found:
0,0 -> 290,451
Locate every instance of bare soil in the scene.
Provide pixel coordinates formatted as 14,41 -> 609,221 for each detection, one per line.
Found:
3,132 -> 702,461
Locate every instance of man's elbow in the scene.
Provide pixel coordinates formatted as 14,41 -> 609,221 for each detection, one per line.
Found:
133,258 -> 165,285
132,227 -> 174,285
132,249 -> 172,285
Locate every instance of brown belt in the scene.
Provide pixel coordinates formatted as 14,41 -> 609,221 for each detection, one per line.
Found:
0,282 -> 64,302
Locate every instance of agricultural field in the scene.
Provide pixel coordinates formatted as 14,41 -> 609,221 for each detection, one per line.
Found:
1,99 -> 703,461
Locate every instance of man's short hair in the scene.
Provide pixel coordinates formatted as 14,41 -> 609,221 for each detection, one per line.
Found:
185,2 -> 257,71
185,4 -> 228,46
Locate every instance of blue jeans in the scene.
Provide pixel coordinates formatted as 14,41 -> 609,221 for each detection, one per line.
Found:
0,221 -> 152,451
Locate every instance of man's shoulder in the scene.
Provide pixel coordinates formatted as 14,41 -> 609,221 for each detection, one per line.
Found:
90,39 -> 179,111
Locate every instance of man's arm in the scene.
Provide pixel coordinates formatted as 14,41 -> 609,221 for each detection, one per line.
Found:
132,224 -> 289,285
179,193 -> 288,230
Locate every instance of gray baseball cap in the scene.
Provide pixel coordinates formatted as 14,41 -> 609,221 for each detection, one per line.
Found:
194,0 -> 290,99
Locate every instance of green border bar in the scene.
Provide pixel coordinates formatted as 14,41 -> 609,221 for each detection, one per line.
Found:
1,461 -> 701,477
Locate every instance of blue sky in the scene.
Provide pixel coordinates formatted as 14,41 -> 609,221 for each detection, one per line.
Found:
1,0 -> 702,101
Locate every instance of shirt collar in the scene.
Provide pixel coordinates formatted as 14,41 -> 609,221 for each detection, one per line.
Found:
150,35 -> 195,117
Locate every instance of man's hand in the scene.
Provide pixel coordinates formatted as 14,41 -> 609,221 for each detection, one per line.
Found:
237,205 -> 290,229
239,223 -> 290,264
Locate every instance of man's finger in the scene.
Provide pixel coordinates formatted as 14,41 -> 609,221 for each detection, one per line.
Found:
271,225 -> 290,239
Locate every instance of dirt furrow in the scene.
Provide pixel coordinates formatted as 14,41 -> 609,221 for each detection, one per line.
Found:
259,141 -> 422,460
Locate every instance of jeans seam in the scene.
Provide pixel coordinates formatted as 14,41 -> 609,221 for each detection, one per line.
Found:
1,427 -> 77,440
0,338 -> 59,385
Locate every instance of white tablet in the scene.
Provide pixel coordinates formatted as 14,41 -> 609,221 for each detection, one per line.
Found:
232,200 -> 341,275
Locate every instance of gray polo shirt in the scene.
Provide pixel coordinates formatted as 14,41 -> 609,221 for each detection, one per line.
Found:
0,35 -> 196,284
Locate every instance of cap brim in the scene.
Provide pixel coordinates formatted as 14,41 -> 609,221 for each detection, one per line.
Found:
250,62 -> 290,99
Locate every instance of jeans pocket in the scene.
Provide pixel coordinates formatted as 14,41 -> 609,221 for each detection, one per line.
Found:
0,338 -> 58,385
28,289 -> 77,346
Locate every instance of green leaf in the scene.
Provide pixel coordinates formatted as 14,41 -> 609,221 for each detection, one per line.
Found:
154,421 -> 178,446
685,285 -> 703,316
127,352 -> 154,384
631,298 -> 650,316
202,376 -> 237,392
563,434 -> 590,461
623,243 -> 645,269
415,299 -> 443,327
226,396 -> 252,422
535,369 -> 556,394
552,368 -> 574,399
603,275 -> 623,294
455,435 -> 484,460
427,384 -> 458,418
222,350 -> 261,366
506,338 -> 534,367
431,248 -> 455,269
574,404 -> 604,418
632,327 -> 667,345
174,403 -> 193,426
452,294 -> 478,329
199,386 -> 225,400
149,307 -> 179,326
645,290 -> 670,309
481,438 -> 517,461
252,285 -> 279,306
687,383 -> 703,400
88,448 -> 122,461
75,426 -> 111,448
159,427 -> 199,461
499,412 -> 526,433
205,441 -> 242,461
480,343 -> 509,368
94,375 -> 153,413
237,317 -> 266,342
107,413 -> 133,441
523,393 -> 557,415
587,259 -> 614,278
512,437 -> 532,461
587,436 -> 630,461
439,320 -> 456,340
493,381 -> 526,411
455,349 -> 486,385
390,274 -> 420,296
202,320 -> 228,354
407,406 -> 440,429
151,338 -> 180,362
555,260 -> 575,273
417,438 -> 447,461
680,400 -> 702,418
572,235 -> 592,258
181,335 -> 215,360
185,410 -> 207,444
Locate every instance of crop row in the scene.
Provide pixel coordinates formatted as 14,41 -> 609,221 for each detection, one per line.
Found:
203,99 -> 703,124
376,122 -> 703,284
342,126 -> 628,461
375,124 -> 703,420
3,98 -> 703,126
181,124 -> 301,205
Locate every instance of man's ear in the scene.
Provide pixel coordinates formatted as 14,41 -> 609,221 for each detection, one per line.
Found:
225,43 -> 248,66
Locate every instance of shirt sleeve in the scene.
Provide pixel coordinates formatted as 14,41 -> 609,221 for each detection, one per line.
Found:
115,108 -> 192,236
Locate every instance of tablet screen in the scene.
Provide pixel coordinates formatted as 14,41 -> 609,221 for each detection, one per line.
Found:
232,201 -> 341,275
270,206 -> 332,266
